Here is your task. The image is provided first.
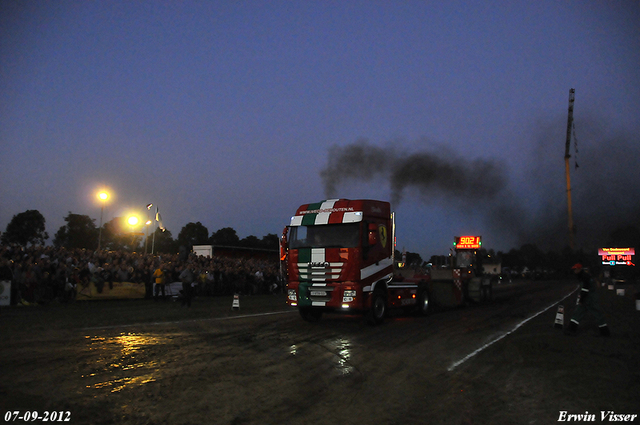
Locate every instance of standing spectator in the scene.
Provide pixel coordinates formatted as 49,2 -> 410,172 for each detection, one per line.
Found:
153,264 -> 166,301
117,265 -> 130,282
93,267 -> 105,294
0,257 -> 13,307
196,268 -> 207,296
63,267 -> 78,302
53,263 -> 67,301
13,263 -> 25,304
179,263 -> 195,307
23,265 -> 38,304
145,264 -> 155,299
566,263 -> 610,336
204,269 -> 215,296
101,264 -> 115,291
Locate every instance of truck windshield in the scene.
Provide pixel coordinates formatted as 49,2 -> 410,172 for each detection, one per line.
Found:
289,223 -> 360,249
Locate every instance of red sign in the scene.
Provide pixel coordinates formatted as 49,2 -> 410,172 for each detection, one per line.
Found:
599,247 -> 635,266
455,236 -> 481,249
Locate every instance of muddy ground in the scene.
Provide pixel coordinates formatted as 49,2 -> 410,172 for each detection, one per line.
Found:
1,280 -> 639,425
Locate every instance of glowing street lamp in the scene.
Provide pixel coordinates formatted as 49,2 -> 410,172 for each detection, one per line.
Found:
97,191 -> 110,251
144,203 -> 153,254
145,219 -> 152,254
127,215 -> 141,251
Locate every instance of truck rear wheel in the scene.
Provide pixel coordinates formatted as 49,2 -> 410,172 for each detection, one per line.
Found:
367,290 -> 387,325
299,307 -> 322,322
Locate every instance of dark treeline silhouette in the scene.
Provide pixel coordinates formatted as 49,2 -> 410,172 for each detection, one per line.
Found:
1,210 -> 279,254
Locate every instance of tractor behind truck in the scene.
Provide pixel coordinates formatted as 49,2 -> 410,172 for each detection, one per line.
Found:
281,199 -> 492,324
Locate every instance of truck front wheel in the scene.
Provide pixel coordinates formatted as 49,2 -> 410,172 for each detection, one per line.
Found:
367,290 -> 387,325
299,307 -> 322,322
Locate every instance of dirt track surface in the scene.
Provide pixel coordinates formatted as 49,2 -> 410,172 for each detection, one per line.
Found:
1,280 -> 639,425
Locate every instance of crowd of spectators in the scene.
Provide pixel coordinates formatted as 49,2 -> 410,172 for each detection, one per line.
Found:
0,244 -> 282,306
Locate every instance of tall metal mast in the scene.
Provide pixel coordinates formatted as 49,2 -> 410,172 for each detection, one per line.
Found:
564,88 -> 576,249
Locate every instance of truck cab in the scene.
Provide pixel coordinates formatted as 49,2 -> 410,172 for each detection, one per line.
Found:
283,199 -> 399,322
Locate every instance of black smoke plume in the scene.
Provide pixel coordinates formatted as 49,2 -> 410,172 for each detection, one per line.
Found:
320,123 -> 640,252
321,139 -> 507,206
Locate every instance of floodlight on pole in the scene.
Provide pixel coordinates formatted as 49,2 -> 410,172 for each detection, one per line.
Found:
97,191 -> 110,251
144,203 -> 153,254
145,219 -> 152,254
127,215 -> 141,251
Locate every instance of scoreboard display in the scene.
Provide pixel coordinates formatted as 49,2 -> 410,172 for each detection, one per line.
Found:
455,236 -> 482,250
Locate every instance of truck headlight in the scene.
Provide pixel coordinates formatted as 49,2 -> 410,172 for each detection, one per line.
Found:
287,289 -> 297,301
343,290 -> 356,303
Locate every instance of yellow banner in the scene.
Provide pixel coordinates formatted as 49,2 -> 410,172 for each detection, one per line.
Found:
75,281 -> 146,300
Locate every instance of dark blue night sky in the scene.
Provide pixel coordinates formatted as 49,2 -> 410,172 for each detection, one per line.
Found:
2,1 -> 639,258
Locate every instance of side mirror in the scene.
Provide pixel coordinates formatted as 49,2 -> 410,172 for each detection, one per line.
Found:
368,223 -> 378,246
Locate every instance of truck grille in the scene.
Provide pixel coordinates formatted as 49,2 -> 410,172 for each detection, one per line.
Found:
296,262 -> 343,283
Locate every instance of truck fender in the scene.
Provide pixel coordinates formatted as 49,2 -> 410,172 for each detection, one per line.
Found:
369,279 -> 388,295
364,279 -> 388,309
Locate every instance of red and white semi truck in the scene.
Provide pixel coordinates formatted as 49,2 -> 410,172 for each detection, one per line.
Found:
282,199 -> 412,324
281,199 -> 490,324
281,199 -> 491,324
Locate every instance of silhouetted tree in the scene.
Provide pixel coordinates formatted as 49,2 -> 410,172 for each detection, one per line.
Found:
98,217 -> 127,251
240,235 -> 260,248
519,244 -> 545,270
148,227 -> 175,254
1,210 -> 49,247
177,222 -> 209,250
210,227 -> 240,246
260,233 -> 279,250
53,213 -> 98,249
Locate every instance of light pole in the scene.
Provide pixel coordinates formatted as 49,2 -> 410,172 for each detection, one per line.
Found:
145,220 -> 152,254
146,203 -> 153,254
97,191 -> 109,251
128,215 -> 139,251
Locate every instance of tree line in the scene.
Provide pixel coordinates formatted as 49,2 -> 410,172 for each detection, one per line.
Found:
0,209 -> 279,254
2,209 -> 638,277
